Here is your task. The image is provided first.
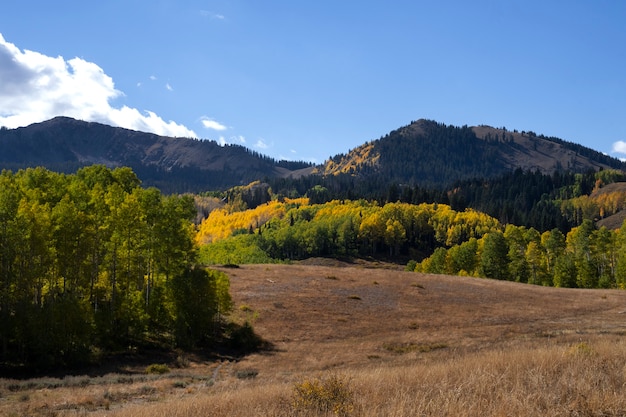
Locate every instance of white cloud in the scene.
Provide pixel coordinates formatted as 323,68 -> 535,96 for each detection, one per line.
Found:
0,33 -> 197,138
233,135 -> 246,144
218,136 -> 226,146
200,10 -> 225,20
165,83 -> 173,91
201,117 -> 227,131
612,141 -> 626,154
254,139 -> 269,149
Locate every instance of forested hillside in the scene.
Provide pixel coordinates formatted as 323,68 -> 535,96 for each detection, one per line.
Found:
1,117 -> 623,196
0,166 -> 232,370
197,173 -> 626,290
321,119 -> 625,188
265,167 -> 626,235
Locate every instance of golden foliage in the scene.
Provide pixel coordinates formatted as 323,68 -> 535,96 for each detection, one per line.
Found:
195,198 -> 309,245
323,143 -> 379,176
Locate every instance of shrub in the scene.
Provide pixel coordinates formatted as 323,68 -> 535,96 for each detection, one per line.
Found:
175,354 -> 190,368
235,368 -> 259,379
229,321 -> 264,353
145,364 -> 170,374
292,374 -> 354,416
568,341 -> 594,357
405,259 -> 418,271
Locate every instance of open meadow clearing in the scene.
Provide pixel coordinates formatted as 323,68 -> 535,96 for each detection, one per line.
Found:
3,261 -> 626,416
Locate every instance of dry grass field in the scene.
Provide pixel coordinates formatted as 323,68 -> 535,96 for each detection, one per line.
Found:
3,260 -> 626,416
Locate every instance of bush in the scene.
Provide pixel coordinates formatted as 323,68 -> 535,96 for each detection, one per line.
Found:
229,321 -> 264,353
145,364 -> 170,375
405,259 -> 418,271
292,374 -> 354,416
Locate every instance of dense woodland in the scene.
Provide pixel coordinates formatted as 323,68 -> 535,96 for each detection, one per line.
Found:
199,168 -> 626,290
266,168 -> 626,234
0,166 -> 231,369
414,218 -> 626,288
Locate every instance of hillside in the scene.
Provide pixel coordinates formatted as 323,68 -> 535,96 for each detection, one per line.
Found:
593,182 -> 626,230
1,117 -> 623,195
321,119 -> 625,188
0,117 -> 313,193
227,262 -> 626,372
3,262 -> 626,416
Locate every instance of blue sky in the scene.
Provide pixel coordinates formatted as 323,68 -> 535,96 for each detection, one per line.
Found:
1,1 -> 625,163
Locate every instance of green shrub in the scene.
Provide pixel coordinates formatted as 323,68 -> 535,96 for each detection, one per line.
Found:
145,364 -> 170,374
405,259 -> 418,271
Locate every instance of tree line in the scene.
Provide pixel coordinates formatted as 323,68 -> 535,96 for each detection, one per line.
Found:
198,200 -> 502,264
414,219 -> 626,289
265,168 -> 626,234
198,196 -> 626,290
0,166 -> 231,369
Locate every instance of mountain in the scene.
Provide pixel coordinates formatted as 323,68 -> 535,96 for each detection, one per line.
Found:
0,117 -> 313,193
1,117 -> 623,195
319,119 -> 625,188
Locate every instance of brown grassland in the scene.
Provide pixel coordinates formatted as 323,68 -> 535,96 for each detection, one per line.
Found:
3,260 -> 626,416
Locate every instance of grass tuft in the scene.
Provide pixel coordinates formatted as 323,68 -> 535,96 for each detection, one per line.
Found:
383,341 -> 448,354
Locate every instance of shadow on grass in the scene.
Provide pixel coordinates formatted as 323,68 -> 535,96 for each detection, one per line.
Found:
0,322 -> 274,380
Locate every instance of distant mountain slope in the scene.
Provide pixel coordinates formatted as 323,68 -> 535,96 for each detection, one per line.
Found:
320,119 -> 624,188
0,117 -> 313,193
1,117 -> 623,195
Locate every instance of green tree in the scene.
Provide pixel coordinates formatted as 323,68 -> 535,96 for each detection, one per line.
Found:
168,267 -> 219,348
553,252 -> 578,288
480,231 -> 509,280
541,228 -> 565,277
525,241 -> 544,285
445,238 -> 478,275
424,247 -> 447,274
504,225 -> 529,283
566,219 -> 597,288
591,226 -> 616,288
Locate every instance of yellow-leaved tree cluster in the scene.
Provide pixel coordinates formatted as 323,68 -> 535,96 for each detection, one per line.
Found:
198,199 -> 501,264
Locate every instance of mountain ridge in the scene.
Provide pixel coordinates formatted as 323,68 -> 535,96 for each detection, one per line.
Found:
320,119 -> 624,188
0,117 -> 623,193
0,117 -> 314,192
